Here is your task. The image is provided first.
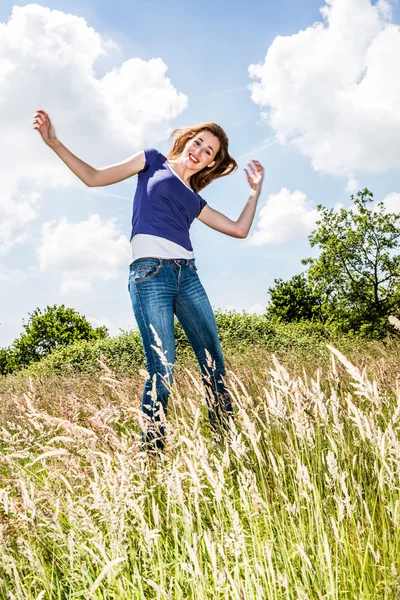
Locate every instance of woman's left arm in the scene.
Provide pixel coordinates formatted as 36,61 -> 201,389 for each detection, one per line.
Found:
197,160 -> 264,239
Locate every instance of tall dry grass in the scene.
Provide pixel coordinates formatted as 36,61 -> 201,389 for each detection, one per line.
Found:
0,345 -> 399,599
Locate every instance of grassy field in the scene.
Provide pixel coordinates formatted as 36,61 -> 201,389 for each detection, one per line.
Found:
0,341 -> 399,599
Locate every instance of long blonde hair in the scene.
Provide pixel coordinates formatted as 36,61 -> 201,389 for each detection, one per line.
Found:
167,123 -> 237,192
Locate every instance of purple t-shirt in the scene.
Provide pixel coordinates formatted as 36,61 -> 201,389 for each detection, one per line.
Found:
130,148 -> 207,252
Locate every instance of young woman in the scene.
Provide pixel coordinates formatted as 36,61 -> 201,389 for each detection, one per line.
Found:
33,110 -> 264,451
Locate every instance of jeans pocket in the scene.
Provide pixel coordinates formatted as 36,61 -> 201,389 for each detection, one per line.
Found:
188,261 -> 198,274
130,259 -> 161,284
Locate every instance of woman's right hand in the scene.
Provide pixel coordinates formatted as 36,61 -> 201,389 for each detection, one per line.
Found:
32,110 -> 57,146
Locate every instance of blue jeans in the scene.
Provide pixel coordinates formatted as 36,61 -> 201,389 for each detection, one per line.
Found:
128,257 -> 233,450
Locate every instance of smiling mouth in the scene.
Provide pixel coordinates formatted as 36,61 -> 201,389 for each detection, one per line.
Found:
189,154 -> 199,164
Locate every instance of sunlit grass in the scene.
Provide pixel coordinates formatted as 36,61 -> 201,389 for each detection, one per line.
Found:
0,344 -> 399,599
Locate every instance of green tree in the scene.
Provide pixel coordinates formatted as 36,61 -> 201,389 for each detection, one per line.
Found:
303,188 -> 400,335
2,305 -> 108,373
266,274 -> 325,322
0,348 -> 16,376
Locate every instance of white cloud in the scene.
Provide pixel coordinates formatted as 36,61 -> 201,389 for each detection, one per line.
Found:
0,185 -> 39,254
0,4 -> 187,251
378,0 -> 392,21
381,192 -> 400,213
248,187 -> 318,246
249,0 -> 400,177
345,178 -> 360,195
38,214 -> 129,292
59,280 -> 93,295
0,266 -> 27,285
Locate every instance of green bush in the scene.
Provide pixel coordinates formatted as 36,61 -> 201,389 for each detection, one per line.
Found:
0,305 -> 109,375
14,311 -> 357,380
29,330 -> 145,377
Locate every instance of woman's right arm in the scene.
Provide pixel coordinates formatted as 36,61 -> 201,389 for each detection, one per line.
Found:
32,110 -> 145,187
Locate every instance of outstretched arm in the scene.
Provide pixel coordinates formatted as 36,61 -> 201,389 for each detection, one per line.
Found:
197,159 -> 264,238
32,110 -> 145,187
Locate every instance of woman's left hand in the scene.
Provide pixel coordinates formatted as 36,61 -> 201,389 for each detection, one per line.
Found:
244,160 -> 264,195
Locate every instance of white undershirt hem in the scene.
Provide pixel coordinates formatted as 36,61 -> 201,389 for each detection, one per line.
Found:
129,234 -> 195,264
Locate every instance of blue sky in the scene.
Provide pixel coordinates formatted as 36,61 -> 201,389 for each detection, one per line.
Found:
1,0 -> 400,346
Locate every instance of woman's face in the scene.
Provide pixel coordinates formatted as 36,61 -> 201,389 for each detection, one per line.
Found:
182,130 -> 221,172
